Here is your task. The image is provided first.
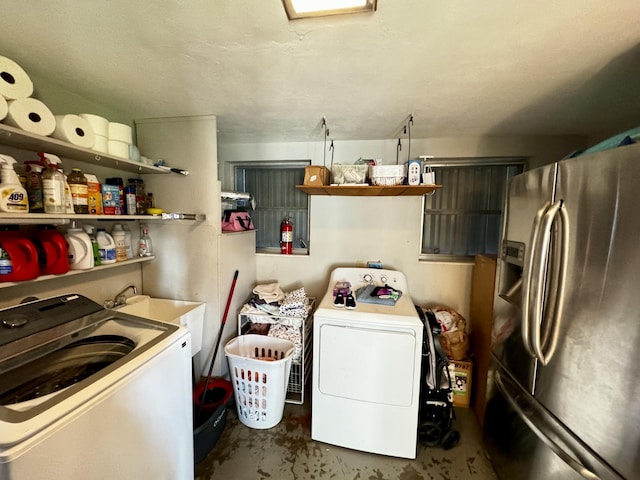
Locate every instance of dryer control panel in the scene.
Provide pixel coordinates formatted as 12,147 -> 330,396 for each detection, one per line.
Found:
329,267 -> 409,292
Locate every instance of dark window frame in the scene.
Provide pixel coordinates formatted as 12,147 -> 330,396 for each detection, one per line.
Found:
420,157 -> 526,262
234,160 -> 310,254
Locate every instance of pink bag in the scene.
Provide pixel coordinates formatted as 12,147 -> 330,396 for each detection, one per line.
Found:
222,210 -> 254,232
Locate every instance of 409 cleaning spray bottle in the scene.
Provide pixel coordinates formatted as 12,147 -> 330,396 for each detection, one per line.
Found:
0,154 -> 29,213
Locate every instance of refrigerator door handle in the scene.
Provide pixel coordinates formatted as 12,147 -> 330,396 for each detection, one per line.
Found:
495,370 -> 602,480
530,200 -> 568,365
522,202 -> 548,358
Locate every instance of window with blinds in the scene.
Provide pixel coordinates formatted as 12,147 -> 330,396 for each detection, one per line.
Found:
421,159 -> 525,260
234,162 -> 309,252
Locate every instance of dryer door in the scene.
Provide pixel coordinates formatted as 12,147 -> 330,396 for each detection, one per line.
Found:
318,323 -> 418,406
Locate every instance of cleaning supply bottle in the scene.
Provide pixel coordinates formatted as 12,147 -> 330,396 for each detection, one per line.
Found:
61,169 -> 75,214
0,225 -> 39,282
138,226 -> 153,257
83,224 -> 101,266
34,224 -> 70,275
67,168 -> 89,214
64,221 -> 93,270
122,224 -> 134,259
24,160 -> 45,213
111,223 -> 127,262
0,154 -> 29,213
40,153 -> 66,214
96,228 -> 117,264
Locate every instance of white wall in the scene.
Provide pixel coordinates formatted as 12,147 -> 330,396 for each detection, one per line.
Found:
218,134 -> 586,321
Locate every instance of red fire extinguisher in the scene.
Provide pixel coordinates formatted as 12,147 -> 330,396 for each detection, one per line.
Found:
280,216 -> 293,254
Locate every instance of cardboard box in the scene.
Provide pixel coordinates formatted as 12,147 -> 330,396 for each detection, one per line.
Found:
86,174 -> 102,215
303,166 -> 330,186
101,184 -> 121,215
470,254 -> 497,426
451,358 -> 473,408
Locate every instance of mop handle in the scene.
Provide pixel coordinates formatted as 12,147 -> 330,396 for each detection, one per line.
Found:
204,269 -> 239,380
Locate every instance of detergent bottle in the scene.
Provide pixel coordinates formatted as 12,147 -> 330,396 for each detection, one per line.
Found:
96,228 -> 117,264
40,153 -> 66,214
34,224 -> 70,275
111,223 -> 127,262
0,154 -> 29,213
64,221 -> 93,270
0,225 -> 39,282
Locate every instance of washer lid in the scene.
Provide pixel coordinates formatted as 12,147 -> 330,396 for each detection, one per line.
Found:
0,294 -> 103,348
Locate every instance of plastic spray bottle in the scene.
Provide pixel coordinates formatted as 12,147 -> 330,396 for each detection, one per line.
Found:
24,160 -> 45,213
61,170 -> 75,214
0,154 -> 29,213
40,153 -> 66,214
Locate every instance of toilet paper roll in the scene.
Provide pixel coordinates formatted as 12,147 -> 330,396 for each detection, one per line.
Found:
0,95 -> 7,121
0,56 -> 34,100
93,134 -> 108,153
4,98 -> 56,136
108,122 -> 133,143
79,113 -> 109,137
108,139 -> 130,159
53,114 -> 96,148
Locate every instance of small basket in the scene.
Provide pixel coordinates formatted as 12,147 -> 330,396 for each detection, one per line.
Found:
369,164 -> 406,186
225,335 -> 295,429
331,164 -> 368,184
371,176 -> 405,186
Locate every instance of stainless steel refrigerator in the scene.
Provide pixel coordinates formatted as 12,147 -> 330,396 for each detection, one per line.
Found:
483,142 -> 640,480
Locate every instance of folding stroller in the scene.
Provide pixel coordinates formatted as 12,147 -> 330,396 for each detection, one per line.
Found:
415,305 -> 460,450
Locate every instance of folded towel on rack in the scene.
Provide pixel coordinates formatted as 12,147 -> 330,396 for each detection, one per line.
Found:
253,283 -> 285,303
279,287 -> 309,317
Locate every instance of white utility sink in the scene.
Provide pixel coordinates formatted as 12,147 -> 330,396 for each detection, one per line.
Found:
117,295 -> 205,356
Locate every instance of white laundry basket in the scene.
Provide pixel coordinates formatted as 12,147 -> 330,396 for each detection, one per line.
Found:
225,335 -> 295,429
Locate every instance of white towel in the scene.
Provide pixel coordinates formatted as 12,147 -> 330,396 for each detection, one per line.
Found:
252,282 -> 285,303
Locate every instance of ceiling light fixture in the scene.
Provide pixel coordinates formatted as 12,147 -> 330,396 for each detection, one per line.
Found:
282,0 -> 377,20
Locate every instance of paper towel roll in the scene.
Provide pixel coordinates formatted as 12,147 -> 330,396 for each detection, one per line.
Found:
0,95 -> 7,121
4,98 -> 56,136
80,113 -> 109,137
128,144 -> 140,162
108,122 -> 133,143
53,114 -> 96,148
93,134 -> 108,153
108,139 -> 130,159
0,56 -> 33,100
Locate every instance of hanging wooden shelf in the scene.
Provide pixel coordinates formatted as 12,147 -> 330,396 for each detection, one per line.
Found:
295,184 -> 442,196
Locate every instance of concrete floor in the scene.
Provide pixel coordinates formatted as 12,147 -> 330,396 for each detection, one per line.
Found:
195,401 -> 498,480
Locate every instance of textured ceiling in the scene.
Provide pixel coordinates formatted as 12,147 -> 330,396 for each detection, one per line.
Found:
2,1 -> 639,143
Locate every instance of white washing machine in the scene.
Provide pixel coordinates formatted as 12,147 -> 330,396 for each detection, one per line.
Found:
311,267 -> 423,459
0,294 -> 193,480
